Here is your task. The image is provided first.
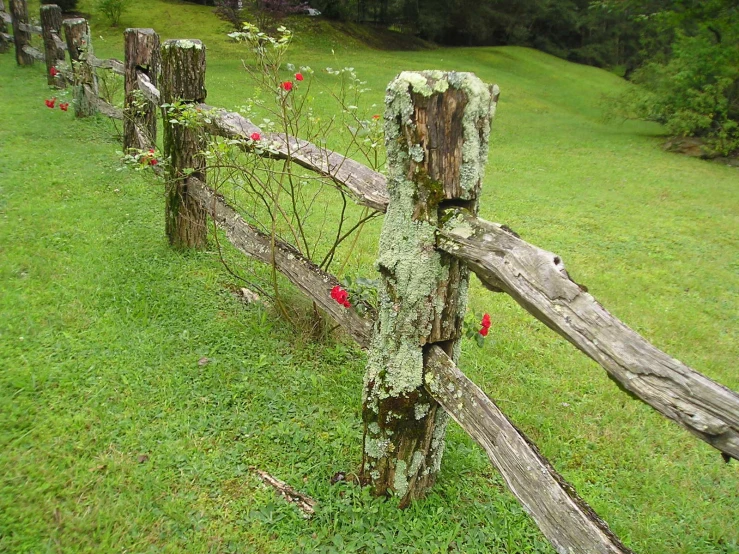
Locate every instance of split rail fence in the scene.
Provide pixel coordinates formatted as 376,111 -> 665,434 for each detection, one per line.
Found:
3,3 -> 738,553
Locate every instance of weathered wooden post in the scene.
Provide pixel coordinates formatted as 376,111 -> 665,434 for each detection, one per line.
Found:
361,71 -> 495,506
160,39 -> 208,249
123,28 -> 160,151
0,0 -> 10,54
41,4 -> 65,86
10,0 -> 32,65
63,18 -> 98,117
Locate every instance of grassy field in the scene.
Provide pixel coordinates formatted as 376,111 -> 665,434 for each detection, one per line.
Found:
1,1 -> 738,552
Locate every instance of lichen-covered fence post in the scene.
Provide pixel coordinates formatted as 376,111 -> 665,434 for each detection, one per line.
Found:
40,4 -> 65,87
63,18 -> 98,117
124,28 -> 160,151
10,0 -> 32,65
361,71 -> 495,506
160,39 -> 208,249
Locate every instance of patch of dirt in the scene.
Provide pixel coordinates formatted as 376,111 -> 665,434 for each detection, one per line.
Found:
663,136 -> 739,166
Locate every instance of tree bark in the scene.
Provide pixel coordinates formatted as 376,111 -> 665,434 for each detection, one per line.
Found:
62,18 -> 97,117
160,39 -> 207,249
360,71 -> 496,506
124,28 -> 159,152
40,4 -> 64,87
10,0 -> 32,65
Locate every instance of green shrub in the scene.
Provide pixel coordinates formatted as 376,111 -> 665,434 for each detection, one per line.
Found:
97,0 -> 129,26
622,31 -> 739,156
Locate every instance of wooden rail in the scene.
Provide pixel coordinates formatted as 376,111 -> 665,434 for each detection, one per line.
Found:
87,52 -> 124,74
437,210 -> 739,461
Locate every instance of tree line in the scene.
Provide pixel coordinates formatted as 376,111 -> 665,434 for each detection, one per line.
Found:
313,0 -> 738,154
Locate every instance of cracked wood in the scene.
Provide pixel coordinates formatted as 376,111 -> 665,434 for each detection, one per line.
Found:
438,210 -> 739,460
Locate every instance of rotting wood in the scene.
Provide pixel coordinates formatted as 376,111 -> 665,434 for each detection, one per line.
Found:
63,18 -> 98,117
84,84 -> 123,119
40,4 -> 65,87
124,28 -> 159,152
136,70 -> 160,104
425,346 -> 634,554
251,467 -> 317,518
10,0 -> 32,65
52,32 -> 65,51
87,52 -> 124,74
186,177 -> 374,347
160,39 -> 208,249
21,43 -> 42,59
17,21 -> 39,33
203,105 -> 390,212
438,210 -> 739,461
360,71 -> 495,506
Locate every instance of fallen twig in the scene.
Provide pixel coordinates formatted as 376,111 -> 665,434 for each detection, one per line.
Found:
250,467 -> 317,518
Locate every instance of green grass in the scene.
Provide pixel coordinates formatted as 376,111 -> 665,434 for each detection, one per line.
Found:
2,1 -> 739,552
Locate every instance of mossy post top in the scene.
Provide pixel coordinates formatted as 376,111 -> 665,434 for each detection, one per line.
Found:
385,70 -> 499,203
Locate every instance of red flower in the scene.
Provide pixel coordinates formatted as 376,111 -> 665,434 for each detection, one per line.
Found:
45,98 -> 57,108
372,114 -> 380,120
50,66 -> 58,77
295,73 -> 304,81
149,148 -> 155,153
481,313 -> 491,329
330,285 -> 350,308
149,158 -> 158,166
59,102 -> 69,111
479,326 -> 489,337
280,81 -> 293,92
250,132 -> 261,141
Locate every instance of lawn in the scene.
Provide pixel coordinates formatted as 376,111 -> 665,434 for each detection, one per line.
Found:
1,1 -> 738,552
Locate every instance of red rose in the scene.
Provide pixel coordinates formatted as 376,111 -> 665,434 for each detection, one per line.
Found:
343,300 -> 351,308
331,285 -> 341,300
45,98 -> 56,109
336,289 -> 348,304
481,313 -> 491,329
50,66 -> 58,77
250,132 -> 261,141
479,326 -> 489,337
59,102 -> 69,111
149,158 -> 158,166
295,73 -> 303,81
281,81 -> 293,92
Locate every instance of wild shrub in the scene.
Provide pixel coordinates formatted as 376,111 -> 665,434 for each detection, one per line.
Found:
97,0 -> 129,26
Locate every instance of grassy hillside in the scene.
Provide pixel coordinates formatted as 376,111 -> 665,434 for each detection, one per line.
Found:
2,1 -> 738,553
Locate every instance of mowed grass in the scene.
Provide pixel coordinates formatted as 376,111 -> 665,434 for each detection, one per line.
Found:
1,1 -> 738,552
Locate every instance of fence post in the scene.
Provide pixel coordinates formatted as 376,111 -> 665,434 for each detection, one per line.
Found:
123,28 -> 160,151
361,71 -> 494,506
160,39 -> 208,249
40,4 -> 64,87
0,0 -> 10,54
62,18 -> 97,117
10,0 -> 32,65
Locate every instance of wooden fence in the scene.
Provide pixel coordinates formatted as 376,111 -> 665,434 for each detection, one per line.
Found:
2,3 -> 738,553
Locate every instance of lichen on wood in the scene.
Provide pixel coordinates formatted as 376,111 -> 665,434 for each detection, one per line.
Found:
361,71 -> 497,505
